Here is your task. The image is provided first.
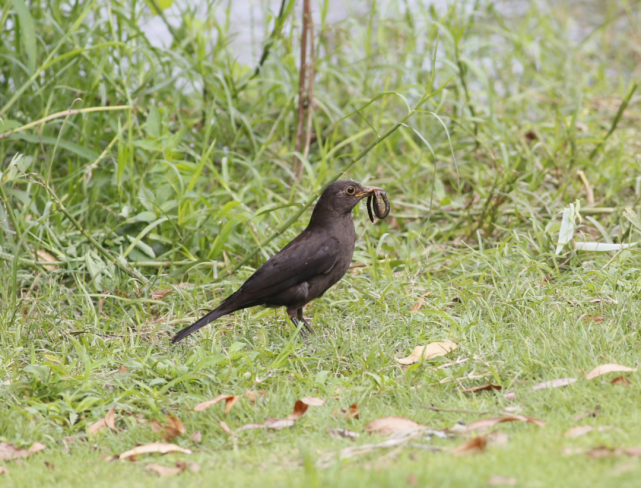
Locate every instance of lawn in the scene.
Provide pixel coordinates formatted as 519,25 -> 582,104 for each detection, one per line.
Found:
1,0 -> 641,486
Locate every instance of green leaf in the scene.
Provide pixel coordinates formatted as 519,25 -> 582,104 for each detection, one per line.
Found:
0,119 -> 21,132
209,217 -> 242,259
146,105 -> 161,139
145,0 -> 174,14
10,0 -> 37,74
10,133 -> 99,160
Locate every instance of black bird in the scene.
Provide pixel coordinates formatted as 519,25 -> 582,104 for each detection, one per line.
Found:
172,180 -> 382,343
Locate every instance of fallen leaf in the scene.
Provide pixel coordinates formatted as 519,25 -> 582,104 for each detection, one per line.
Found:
488,475 -> 517,486
146,463 -> 184,476
44,461 -> 54,472
0,443 -> 28,460
488,432 -> 509,446
189,431 -> 202,443
238,422 -> 267,431
150,416 -> 185,441
611,376 -> 632,386
118,443 -> 192,460
301,397 -> 326,406
452,436 -> 487,455
265,418 -> 295,430
346,403 -> 360,420
219,421 -> 232,435
194,394 -> 239,414
151,288 -> 173,300
503,391 -> 516,401
622,447 -> 641,457
118,365 -> 128,374
410,292 -> 431,312
532,378 -> 577,390
36,249 -> 58,271
466,415 -> 545,432
287,400 -> 309,420
395,340 -> 457,365
326,426 -> 360,440
586,446 -> 615,459
503,405 -> 522,414
176,461 -> 201,473
565,426 -> 593,438
0,466 -> 8,475
87,407 -> 117,435
244,390 -> 264,403
586,364 -> 636,380
365,417 -> 424,436
460,384 -> 502,393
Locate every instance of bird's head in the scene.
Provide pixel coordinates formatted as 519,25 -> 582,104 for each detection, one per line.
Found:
312,180 -> 382,219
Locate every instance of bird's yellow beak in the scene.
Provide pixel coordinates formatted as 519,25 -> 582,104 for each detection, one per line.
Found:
355,186 -> 382,198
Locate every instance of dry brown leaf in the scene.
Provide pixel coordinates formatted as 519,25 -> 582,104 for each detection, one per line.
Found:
327,426 -> 360,440
176,461 -> 201,473
0,443 -> 29,461
586,446 -> 615,459
503,405 -> 522,414
532,378 -> 577,390
346,403 -> 360,420
460,384 -> 502,393
287,400 -> 309,420
244,390 -> 265,403
219,421 -> 232,435
611,376 -> 632,386
395,340 -> 457,365
466,415 -> 545,432
44,461 -> 54,472
189,431 -> 202,443
488,432 -> 509,446
410,292 -> 431,312
565,425 -> 593,438
301,397 -> 326,406
488,475 -> 517,486
119,443 -> 192,460
28,442 -> 46,454
118,365 -> 128,374
150,416 -> 185,441
586,364 -> 636,380
365,417 -> 424,436
87,406 -> 117,435
193,394 -> 239,414
151,288 -> 173,301
503,391 -> 516,401
452,436 -> 487,455
0,466 -> 8,475
265,418 -> 295,430
36,249 -> 58,271
146,463 -> 184,477
237,423 -> 267,431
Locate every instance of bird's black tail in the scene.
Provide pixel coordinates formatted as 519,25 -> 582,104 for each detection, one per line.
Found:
172,305 -> 233,343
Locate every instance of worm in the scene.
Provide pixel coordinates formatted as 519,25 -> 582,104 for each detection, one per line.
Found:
366,190 -> 390,223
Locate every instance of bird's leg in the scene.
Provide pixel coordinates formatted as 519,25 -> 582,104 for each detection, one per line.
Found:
288,308 -> 308,338
297,308 -> 314,335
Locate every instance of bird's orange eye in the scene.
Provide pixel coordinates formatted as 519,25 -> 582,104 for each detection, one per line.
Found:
346,186 -> 355,195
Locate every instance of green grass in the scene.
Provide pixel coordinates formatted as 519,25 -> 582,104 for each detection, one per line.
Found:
1,0 -> 641,486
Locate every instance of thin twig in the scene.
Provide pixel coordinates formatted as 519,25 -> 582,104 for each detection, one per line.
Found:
577,170 -> 595,205
293,0 -> 311,180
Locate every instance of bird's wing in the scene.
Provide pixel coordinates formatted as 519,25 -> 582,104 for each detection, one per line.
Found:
225,232 -> 340,307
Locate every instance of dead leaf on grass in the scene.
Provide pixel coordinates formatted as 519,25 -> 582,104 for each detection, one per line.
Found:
410,292 -> 432,312
194,394 -> 239,414
586,446 -> 615,459
265,418 -> 296,430
395,340 -> 457,365
177,461 -> 201,473
300,397 -> 326,406
149,416 -> 185,441
452,436 -> 487,455
189,431 -> 202,443
460,384 -> 502,393
44,461 -> 54,472
488,475 -> 517,486
219,421 -> 233,435
118,365 -> 128,374
333,403 -> 360,420
0,442 -> 46,461
327,426 -> 360,440
36,249 -> 58,271
0,466 -> 8,475
244,390 -> 265,403
586,364 -> 636,380
466,415 -> 545,432
611,376 -> 632,386
151,289 -> 173,301
503,390 -> 516,401
146,463 -> 184,477
87,406 -> 117,435
532,378 -> 577,390
488,432 -> 509,446
118,442 -> 192,460
365,417 -> 424,436
574,407 -> 601,422
287,400 -> 309,420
